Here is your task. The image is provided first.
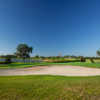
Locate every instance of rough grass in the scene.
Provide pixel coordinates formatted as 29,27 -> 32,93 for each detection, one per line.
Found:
0,75 -> 100,100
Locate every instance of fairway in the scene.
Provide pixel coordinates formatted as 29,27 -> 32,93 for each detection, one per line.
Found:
1,0 -> 100,99
0,75 -> 100,100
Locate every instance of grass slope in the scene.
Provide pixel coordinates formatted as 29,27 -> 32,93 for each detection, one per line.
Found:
0,75 -> 100,100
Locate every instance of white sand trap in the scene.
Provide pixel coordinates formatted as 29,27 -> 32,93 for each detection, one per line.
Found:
0,65 -> 100,76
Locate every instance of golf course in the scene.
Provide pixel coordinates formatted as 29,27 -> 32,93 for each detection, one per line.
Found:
0,60 -> 100,99
0,44 -> 100,100
1,0 -> 100,99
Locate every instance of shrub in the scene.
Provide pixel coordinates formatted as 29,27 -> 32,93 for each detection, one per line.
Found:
44,59 -> 80,63
5,58 -> 12,64
90,58 -> 94,63
80,57 -> 86,62
0,62 -> 5,64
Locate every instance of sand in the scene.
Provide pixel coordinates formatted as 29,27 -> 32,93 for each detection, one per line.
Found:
0,65 -> 100,76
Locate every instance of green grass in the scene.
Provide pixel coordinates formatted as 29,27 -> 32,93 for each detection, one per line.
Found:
0,61 -> 100,68
56,62 -> 100,68
0,62 -> 49,68
0,75 -> 100,100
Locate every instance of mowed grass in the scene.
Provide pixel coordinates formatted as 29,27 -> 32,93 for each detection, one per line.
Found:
57,62 -> 100,68
0,61 -> 100,68
0,75 -> 100,100
0,62 -> 49,68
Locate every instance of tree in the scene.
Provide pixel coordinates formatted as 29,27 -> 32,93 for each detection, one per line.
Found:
97,50 -> 100,57
5,57 -> 12,64
80,56 -> 86,62
34,54 -> 40,59
90,58 -> 94,63
15,44 -> 33,62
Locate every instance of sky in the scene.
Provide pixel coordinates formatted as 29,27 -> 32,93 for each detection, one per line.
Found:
0,0 -> 100,56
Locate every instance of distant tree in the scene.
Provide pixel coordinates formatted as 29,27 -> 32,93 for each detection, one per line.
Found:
5,55 -> 16,58
34,54 -> 40,59
15,44 -> 33,62
5,57 -> 12,64
40,56 -> 45,59
90,58 -> 94,63
3,55 -> 13,64
80,56 -> 86,62
97,50 -> 100,57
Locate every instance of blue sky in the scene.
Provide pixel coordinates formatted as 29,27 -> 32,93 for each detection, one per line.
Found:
0,0 -> 100,56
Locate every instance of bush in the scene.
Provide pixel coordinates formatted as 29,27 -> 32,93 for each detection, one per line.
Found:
0,58 -> 12,64
0,55 -> 13,64
0,62 -> 5,64
90,58 -> 94,63
5,58 -> 12,64
53,60 -> 80,63
44,59 -> 80,63
80,57 -> 86,62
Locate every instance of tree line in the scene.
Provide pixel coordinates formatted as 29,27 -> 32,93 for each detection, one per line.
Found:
1,43 -> 100,61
